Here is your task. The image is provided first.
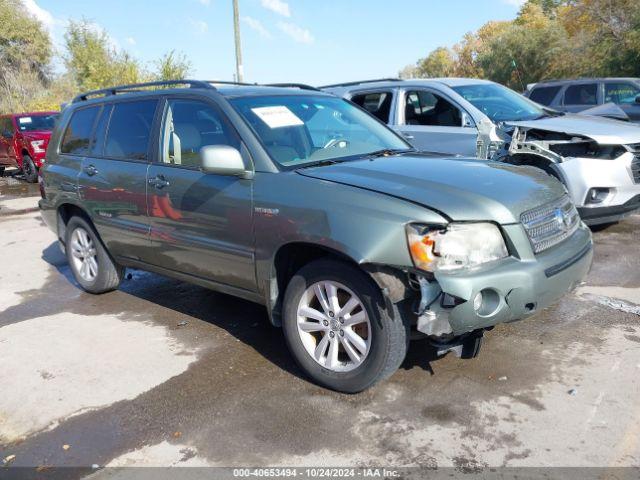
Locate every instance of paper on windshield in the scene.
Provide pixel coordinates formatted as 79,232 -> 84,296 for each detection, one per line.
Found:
18,117 -> 32,124
251,106 -> 303,129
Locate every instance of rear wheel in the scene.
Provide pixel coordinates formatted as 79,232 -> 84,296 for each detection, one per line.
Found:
282,259 -> 409,393
65,216 -> 124,294
22,155 -> 38,183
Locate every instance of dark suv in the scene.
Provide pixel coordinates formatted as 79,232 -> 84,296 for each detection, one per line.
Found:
39,80 -> 592,392
525,78 -> 640,123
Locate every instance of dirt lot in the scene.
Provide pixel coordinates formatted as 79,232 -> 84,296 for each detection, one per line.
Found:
1,175 -> 639,473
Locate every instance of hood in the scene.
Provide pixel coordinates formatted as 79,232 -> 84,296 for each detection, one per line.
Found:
579,103 -> 630,122
506,114 -> 640,145
296,155 -> 566,224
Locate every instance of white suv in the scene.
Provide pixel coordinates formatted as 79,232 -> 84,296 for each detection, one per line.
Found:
323,78 -> 640,225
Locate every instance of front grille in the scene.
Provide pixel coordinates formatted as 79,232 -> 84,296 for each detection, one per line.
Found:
521,196 -> 580,254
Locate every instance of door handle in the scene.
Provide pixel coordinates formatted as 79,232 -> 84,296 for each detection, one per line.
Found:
83,165 -> 98,176
402,133 -> 414,140
149,175 -> 170,189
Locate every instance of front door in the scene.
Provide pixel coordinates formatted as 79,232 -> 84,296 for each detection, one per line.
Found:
146,97 -> 255,292
394,89 -> 477,156
74,100 -> 158,262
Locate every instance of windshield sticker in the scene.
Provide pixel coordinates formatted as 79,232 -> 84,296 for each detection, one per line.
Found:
251,106 -> 304,129
18,117 -> 32,124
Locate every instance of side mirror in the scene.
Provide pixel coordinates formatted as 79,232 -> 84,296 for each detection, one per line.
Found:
461,112 -> 474,128
200,145 -> 248,177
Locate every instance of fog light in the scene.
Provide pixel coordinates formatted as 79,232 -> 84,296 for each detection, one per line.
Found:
473,289 -> 501,317
587,188 -> 610,204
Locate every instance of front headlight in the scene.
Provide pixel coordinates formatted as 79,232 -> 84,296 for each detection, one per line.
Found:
406,222 -> 508,272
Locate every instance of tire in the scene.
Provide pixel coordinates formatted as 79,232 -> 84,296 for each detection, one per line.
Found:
0,166 -> 5,177
22,155 -> 38,183
282,259 -> 409,393
65,216 -> 124,294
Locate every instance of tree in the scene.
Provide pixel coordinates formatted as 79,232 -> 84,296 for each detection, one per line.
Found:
415,47 -> 456,78
64,19 -> 145,91
0,0 -> 53,113
154,50 -> 192,81
0,0 -> 52,78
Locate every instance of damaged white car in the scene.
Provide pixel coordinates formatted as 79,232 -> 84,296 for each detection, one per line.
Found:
323,78 -> 640,225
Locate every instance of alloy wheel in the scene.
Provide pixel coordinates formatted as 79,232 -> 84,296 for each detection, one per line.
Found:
296,280 -> 371,372
69,227 -> 98,282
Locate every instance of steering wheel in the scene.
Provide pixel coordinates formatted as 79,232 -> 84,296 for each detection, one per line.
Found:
323,138 -> 349,149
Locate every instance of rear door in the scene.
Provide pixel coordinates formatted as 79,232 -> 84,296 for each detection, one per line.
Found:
561,82 -> 600,113
76,99 -> 159,262
603,81 -> 640,123
395,89 -> 477,156
146,96 -> 255,292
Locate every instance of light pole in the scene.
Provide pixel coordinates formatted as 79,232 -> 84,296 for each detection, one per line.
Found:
232,0 -> 244,82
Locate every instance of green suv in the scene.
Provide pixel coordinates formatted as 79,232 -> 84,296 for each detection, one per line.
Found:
39,80 -> 593,392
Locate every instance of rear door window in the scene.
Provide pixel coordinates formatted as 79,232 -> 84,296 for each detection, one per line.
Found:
563,83 -> 598,106
529,86 -> 561,105
350,91 -> 392,123
60,106 -> 100,155
104,100 -> 158,160
604,82 -> 640,105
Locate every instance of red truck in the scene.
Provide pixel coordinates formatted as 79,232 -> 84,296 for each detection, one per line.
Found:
0,111 -> 58,182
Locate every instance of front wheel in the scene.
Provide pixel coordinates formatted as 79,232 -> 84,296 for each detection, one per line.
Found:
282,259 -> 409,393
65,216 -> 124,294
22,155 -> 38,183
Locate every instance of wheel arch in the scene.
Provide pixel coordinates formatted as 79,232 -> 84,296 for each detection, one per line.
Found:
267,241 -> 409,327
56,203 -> 95,250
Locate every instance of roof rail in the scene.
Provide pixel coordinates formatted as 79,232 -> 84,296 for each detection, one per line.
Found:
206,80 -> 258,87
264,83 -> 320,91
72,79 -> 214,103
319,78 -> 403,89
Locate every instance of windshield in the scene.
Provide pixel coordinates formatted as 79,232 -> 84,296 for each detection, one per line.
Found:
452,83 -> 546,122
229,95 -> 410,168
17,114 -> 58,132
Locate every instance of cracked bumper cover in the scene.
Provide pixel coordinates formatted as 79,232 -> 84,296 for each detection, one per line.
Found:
423,224 -> 593,335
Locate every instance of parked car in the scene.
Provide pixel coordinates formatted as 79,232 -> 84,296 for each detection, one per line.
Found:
0,111 -> 58,182
524,78 -> 640,123
40,80 -> 592,393
323,78 -> 640,226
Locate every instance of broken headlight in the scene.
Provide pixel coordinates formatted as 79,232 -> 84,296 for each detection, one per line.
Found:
406,223 -> 508,272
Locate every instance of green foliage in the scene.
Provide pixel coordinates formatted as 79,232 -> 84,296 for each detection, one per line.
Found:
154,50 -> 192,81
400,0 -> 640,89
414,47 -> 456,78
64,19 -> 145,91
0,0 -> 51,76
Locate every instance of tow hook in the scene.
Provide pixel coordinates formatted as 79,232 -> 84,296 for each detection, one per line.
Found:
428,330 -> 484,359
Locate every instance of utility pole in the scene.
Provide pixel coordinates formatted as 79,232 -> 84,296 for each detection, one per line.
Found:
232,0 -> 244,82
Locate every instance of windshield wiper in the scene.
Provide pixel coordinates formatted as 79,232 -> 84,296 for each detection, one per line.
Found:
295,159 -> 341,169
364,148 -> 415,158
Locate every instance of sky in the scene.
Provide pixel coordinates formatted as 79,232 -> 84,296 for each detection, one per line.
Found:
27,0 -> 526,86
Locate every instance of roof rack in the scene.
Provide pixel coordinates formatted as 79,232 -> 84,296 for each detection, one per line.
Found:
72,79 -> 324,104
72,79 -> 214,103
319,78 -> 403,89
264,83 -> 320,91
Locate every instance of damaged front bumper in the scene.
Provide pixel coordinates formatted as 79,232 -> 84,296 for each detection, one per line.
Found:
412,224 -> 593,337
558,152 -> 640,225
